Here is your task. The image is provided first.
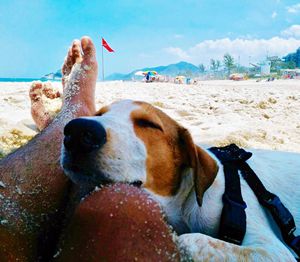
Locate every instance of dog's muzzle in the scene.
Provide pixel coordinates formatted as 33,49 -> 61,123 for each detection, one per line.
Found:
63,118 -> 107,154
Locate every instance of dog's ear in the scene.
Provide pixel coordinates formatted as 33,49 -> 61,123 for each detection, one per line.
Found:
179,128 -> 218,206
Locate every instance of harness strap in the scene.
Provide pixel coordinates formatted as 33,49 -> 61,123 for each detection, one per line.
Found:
209,145 -> 247,245
223,163 -> 244,204
239,161 -> 300,257
238,161 -> 273,201
209,144 -> 300,259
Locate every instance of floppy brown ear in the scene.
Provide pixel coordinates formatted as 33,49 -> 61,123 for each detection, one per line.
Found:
179,128 -> 218,206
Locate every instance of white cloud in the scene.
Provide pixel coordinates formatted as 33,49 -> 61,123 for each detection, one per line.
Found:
281,24 -> 300,38
174,34 -> 184,39
286,3 -> 300,13
165,37 -> 300,66
271,11 -> 277,18
165,47 -> 190,60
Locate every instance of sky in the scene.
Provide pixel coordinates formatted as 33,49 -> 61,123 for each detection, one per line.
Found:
0,0 -> 300,78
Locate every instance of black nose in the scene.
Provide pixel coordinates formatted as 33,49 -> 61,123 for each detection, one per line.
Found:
63,118 -> 106,154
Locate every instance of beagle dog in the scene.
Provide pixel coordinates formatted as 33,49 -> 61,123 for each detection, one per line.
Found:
61,99 -> 300,261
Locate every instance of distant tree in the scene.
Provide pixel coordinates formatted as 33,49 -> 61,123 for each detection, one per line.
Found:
270,57 -> 282,72
270,57 -> 296,72
296,48 -> 300,67
210,59 -> 221,72
238,65 -> 250,74
210,59 -> 216,71
283,47 -> 300,67
223,53 -> 235,76
198,64 -> 205,73
216,60 -> 221,70
286,61 -> 296,69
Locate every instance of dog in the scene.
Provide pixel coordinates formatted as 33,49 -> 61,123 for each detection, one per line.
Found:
61,99 -> 300,261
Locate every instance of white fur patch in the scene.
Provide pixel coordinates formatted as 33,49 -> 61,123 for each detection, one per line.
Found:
82,100 -> 148,183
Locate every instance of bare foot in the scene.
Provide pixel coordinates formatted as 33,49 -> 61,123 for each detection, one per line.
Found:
59,37 -> 97,118
29,81 -> 53,131
30,37 -> 97,130
29,81 -> 43,102
42,82 -> 61,99
62,40 -> 83,86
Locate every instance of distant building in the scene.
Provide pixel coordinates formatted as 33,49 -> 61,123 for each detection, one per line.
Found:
260,61 -> 271,75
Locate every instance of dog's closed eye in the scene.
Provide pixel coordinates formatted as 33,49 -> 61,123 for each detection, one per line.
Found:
135,119 -> 163,132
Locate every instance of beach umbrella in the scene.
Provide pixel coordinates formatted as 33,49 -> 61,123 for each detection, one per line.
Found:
143,71 -> 158,75
229,73 -> 244,81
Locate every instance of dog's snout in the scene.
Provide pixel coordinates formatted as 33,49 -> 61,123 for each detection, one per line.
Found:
63,118 -> 106,153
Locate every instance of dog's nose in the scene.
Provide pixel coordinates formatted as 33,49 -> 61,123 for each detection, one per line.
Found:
63,118 -> 106,153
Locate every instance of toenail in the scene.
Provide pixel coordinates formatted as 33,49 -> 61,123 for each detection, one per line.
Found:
81,38 -> 90,50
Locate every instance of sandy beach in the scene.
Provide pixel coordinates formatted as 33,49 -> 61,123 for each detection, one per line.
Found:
1,79 -> 300,157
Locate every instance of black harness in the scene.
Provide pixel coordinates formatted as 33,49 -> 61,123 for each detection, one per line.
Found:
209,144 -> 300,259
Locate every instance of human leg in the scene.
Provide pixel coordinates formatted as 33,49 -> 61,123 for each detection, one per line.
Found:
0,36 -> 97,261
56,184 -> 180,262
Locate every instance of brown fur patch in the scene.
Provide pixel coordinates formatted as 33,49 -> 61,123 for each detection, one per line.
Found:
132,102 -> 185,196
95,105 -> 109,116
131,101 -> 218,201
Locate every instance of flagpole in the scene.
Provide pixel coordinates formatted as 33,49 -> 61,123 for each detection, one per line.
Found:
102,43 -> 104,81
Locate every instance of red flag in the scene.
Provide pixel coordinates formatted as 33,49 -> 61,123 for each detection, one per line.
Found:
102,38 -> 114,52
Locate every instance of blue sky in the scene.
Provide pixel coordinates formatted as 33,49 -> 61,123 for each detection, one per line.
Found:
0,0 -> 300,78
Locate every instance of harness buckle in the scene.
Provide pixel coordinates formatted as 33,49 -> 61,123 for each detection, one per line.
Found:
219,194 -> 247,245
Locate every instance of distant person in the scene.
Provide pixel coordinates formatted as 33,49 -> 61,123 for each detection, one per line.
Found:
146,71 -> 150,82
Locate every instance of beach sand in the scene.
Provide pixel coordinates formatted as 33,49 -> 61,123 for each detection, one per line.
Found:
1,79 -> 300,157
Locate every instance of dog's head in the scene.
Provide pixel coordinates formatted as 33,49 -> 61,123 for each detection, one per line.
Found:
61,99 -> 218,205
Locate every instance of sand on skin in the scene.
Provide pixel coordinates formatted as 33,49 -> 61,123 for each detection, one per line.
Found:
1,79 -> 300,157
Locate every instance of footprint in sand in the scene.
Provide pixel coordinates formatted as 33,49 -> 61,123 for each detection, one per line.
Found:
176,110 -> 192,117
287,96 -> 298,101
192,121 -> 204,126
239,99 -> 253,105
201,127 -> 210,130
268,97 -> 277,104
185,116 -> 197,121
